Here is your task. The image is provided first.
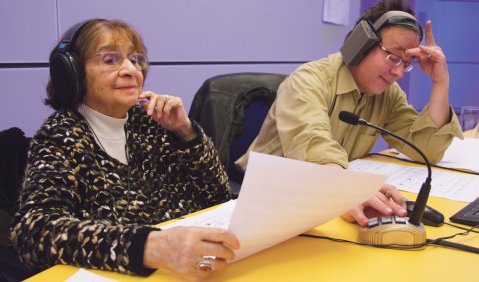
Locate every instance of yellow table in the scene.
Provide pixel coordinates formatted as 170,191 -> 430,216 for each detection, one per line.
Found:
26,155 -> 479,282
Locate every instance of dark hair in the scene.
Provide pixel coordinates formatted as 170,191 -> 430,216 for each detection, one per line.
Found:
345,0 -> 419,40
358,0 -> 416,25
45,19 -> 149,111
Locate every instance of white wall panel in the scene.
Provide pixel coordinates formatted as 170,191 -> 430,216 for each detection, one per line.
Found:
57,0 -> 360,62
0,68 -> 52,136
0,0 -> 57,63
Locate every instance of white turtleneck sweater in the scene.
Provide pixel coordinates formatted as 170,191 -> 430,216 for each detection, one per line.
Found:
77,104 -> 128,164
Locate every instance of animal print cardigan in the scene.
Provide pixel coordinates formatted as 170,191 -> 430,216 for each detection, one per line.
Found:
11,105 -> 231,276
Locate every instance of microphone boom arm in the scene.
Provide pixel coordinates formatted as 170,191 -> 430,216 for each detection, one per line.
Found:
357,118 -> 431,226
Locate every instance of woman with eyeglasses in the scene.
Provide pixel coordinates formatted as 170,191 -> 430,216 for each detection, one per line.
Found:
11,19 -> 239,279
236,0 -> 463,226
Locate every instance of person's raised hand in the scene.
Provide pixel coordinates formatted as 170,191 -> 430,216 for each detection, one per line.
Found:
139,91 -> 197,141
406,20 -> 449,84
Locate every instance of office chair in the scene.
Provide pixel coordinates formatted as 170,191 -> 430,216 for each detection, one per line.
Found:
0,127 -> 34,282
189,72 -> 287,195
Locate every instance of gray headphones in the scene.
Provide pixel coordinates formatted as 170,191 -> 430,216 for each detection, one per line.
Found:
341,11 -> 423,66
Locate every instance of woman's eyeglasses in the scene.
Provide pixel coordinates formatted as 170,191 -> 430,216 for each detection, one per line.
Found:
378,44 -> 413,73
87,52 -> 148,71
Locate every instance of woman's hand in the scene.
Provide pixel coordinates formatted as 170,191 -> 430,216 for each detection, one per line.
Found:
138,91 -> 197,141
341,184 -> 407,227
143,227 -> 240,279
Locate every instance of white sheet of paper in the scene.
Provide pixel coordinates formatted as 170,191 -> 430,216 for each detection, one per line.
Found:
436,137 -> 479,172
161,200 -> 235,230
349,159 -> 479,202
163,152 -> 387,262
395,137 -> 479,172
228,152 -> 386,261
322,0 -> 350,25
66,268 -> 118,282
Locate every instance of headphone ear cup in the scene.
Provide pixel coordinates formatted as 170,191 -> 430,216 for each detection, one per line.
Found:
50,51 -> 85,103
340,20 -> 380,66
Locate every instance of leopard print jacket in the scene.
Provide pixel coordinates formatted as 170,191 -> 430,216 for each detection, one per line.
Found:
11,105 -> 231,276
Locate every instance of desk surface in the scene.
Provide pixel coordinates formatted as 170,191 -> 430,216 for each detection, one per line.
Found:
26,155 -> 478,282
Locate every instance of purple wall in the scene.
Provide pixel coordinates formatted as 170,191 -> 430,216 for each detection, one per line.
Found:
1,0 -> 478,154
0,0 -> 360,137
411,0 -> 479,112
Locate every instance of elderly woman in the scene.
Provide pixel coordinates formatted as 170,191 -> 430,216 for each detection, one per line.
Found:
11,19 -> 239,279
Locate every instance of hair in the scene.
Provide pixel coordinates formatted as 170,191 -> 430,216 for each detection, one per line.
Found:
345,0 -> 419,40
45,19 -> 149,111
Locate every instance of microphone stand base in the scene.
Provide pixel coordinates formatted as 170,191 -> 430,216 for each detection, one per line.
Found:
358,216 -> 426,248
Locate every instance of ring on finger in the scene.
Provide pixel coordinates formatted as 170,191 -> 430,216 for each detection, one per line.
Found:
426,53 -> 431,58
385,191 -> 393,200
196,260 -> 214,272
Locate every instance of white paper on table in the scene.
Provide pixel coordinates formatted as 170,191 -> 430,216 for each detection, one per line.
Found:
437,137 -> 479,172
65,268 -> 118,282
394,137 -> 479,173
161,200 -> 235,230
349,159 -> 479,202
163,152 -> 387,262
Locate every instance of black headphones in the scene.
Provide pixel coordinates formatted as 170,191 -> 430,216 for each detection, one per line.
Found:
49,20 -> 91,101
340,11 -> 423,66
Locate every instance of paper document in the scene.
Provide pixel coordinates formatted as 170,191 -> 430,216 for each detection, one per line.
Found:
434,137 -> 479,172
163,200 -> 235,229
66,268 -> 118,282
349,159 -> 479,202
395,137 -> 479,173
323,0 -> 350,25
163,152 -> 387,262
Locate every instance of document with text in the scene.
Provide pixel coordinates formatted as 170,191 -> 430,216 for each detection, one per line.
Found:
396,137 -> 479,173
162,152 -> 387,262
349,159 -> 479,202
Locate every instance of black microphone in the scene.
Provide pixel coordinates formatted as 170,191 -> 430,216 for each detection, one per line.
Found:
339,111 -> 432,247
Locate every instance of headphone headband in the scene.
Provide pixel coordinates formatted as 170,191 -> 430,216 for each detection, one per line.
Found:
57,20 -> 90,54
373,10 -> 423,41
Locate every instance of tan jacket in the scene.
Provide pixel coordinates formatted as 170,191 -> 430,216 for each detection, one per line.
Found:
236,52 -> 463,170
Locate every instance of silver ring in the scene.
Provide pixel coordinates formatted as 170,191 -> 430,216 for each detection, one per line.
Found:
196,260 -> 213,272
427,53 -> 431,58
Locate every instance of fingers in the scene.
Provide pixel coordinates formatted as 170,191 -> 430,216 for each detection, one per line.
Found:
201,227 -> 241,250
342,185 -> 408,227
194,257 -> 228,274
406,44 -> 437,61
405,21 -> 440,61
425,20 -> 436,46
379,184 -> 406,208
159,95 -> 184,119
371,185 -> 407,216
189,228 -> 238,278
342,206 -> 369,227
138,92 -> 190,131
147,227 -> 239,278
138,91 -> 160,115
138,91 -> 183,117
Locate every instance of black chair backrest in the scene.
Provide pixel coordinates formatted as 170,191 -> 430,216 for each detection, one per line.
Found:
0,127 -> 34,281
0,127 -> 29,217
189,72 -> 287,186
